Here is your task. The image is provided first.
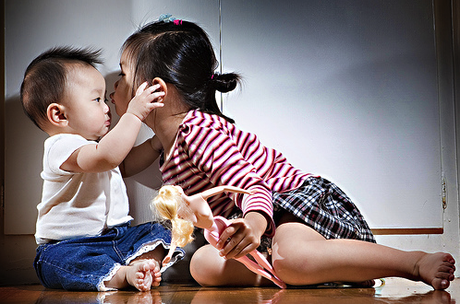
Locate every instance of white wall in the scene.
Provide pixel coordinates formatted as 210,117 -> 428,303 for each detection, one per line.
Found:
222,0 -> 444,229
2,0 -> 459,285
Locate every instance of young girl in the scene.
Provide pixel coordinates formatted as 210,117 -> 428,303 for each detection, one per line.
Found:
110,19 -> 456,289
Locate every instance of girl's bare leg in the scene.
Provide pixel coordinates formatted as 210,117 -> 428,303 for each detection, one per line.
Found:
190,214 -> 455,289
271,222 -> 455,290
190,244 -> 272,286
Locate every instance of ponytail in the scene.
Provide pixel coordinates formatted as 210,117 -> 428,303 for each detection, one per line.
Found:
210,72 -> 241,93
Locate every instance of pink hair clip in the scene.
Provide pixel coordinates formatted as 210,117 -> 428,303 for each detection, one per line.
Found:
159,14 -> 182,25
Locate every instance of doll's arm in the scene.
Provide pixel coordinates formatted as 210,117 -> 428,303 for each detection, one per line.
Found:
199,185 -> 253,200
184,186 -> 252,229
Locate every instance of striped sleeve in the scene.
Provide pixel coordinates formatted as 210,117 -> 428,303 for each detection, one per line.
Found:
180,123 -> 276,236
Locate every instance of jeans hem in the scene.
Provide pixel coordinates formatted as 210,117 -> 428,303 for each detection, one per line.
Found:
125,239 -> 185,274
97,263 -> 122,291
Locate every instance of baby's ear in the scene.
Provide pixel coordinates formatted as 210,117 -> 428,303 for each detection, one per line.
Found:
46,103 -> 68,127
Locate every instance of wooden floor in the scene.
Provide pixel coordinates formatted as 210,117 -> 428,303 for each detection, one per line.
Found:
1,278 -> 459,303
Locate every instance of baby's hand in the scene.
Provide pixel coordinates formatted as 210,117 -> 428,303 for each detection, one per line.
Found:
126,82 -> 165,121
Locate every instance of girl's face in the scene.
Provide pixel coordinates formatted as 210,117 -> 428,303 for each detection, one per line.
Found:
64,65 -> 111,140
111,51 -> 135,117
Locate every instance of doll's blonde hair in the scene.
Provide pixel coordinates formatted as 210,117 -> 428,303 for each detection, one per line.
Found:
151,185 -> 194,247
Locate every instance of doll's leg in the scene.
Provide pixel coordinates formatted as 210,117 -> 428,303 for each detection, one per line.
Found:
190,244 -> 273,287
271,221 -> 455,289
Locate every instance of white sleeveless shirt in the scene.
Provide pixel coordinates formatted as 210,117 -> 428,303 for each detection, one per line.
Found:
35,134 -> 133,244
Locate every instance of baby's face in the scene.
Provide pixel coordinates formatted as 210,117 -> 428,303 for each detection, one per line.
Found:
63,64 -> 110,140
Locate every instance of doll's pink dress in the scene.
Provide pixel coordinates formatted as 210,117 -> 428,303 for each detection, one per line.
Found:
204,216 -> 286,288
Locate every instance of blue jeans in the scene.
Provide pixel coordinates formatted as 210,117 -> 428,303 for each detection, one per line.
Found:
34,222 -> 184,291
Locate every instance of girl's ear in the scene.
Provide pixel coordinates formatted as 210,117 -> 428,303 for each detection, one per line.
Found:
152,77 -> 167,99
46,103 -> 68,127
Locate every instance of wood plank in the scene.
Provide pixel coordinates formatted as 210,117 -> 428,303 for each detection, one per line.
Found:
372,228 -> 444,235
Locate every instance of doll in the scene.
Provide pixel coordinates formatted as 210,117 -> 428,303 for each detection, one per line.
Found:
152,185 -> 286,288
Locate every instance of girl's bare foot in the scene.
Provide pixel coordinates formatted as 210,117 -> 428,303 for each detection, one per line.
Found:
126,260 -> 161,291
414,252 -> 455,290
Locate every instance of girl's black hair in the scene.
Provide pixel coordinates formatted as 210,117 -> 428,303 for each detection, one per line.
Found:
122,20 -> 240,123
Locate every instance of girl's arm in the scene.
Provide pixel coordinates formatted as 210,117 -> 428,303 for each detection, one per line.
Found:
184,125 -> 275,235
120,135 -> 162,177
184,179 -> 268,260
183,126 -> 273,259
61,83 -> 164,173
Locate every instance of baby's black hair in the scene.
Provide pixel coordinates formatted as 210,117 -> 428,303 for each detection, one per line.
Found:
20,46 -> 102,130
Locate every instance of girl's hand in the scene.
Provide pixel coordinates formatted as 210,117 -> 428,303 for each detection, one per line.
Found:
216,212 -> 267,260
126,82 -> 165,121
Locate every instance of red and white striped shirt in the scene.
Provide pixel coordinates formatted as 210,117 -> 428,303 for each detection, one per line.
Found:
160,110 -> 311,236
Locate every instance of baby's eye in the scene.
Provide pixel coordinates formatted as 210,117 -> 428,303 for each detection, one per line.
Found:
118,71 -> 125,77
95,97 -> 103,103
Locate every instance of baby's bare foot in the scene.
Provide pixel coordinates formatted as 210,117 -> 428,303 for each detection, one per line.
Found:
126,261 -> 156,291
415,252 -> 455,290
151,260 -> 162,287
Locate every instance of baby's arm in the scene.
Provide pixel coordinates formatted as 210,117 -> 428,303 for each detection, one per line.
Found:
120,135 -> 162,177
61,83 -> 164,173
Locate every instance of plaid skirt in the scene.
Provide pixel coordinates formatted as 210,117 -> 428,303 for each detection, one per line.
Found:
272,176 -> 376,243
227,176 -> 375,254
